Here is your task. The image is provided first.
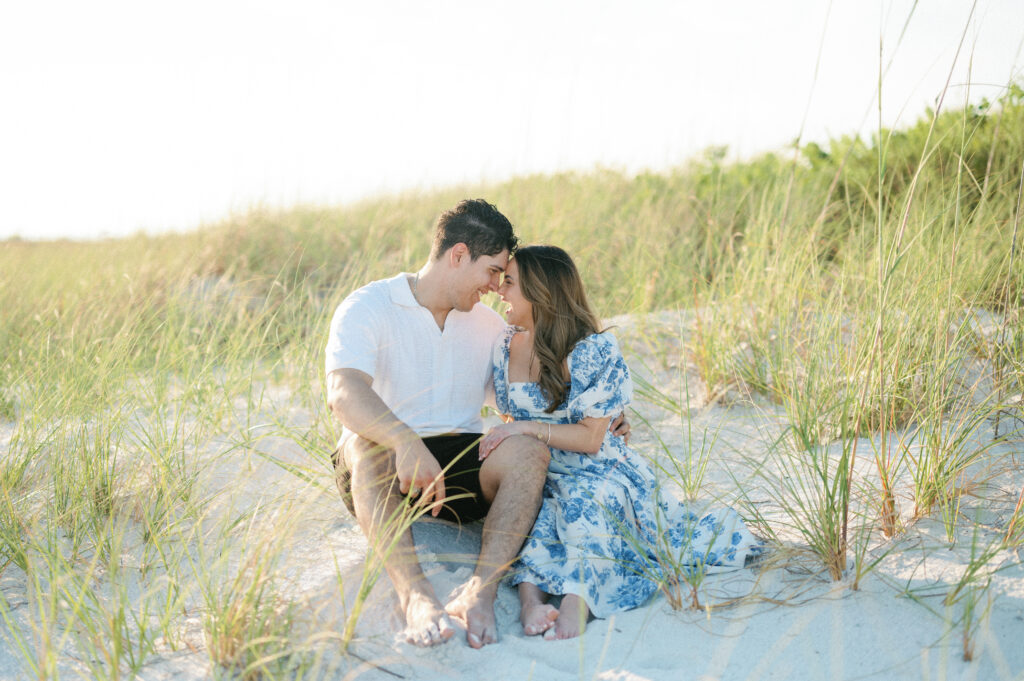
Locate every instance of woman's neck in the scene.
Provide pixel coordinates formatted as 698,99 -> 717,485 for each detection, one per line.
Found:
507,329 -> 539,383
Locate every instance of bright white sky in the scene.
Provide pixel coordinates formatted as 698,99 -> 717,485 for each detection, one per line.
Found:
1,0 -> 1022,240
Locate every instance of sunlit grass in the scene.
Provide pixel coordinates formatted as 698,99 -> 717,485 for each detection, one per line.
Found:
0,81 -> 1022,676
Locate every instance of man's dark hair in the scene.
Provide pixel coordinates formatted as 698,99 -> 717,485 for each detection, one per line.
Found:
430,199 -> 518,260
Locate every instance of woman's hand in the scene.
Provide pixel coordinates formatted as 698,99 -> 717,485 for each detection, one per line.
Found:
479,421 -> 531,460
610,412 -> 631,445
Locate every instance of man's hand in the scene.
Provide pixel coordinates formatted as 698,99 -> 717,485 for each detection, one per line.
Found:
395,440 -> 447,517
610,412 -> 631,445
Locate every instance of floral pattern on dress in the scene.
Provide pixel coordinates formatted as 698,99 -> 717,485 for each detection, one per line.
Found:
494,325 -> 763,618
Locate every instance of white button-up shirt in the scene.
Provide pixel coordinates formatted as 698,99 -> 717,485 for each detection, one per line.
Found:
325,273 -> 505,445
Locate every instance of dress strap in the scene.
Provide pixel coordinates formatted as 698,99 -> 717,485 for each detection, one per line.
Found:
492,325 -> 519,414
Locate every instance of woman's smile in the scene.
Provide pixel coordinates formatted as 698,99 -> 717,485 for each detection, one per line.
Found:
498,261 -> 532,328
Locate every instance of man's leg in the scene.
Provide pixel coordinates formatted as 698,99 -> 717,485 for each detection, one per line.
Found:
445,434 -> 549,648
342,436 -> 455,646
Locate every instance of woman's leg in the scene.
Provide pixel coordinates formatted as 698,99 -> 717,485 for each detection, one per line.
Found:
518,582 -> 559,636
546,594 -> 590,640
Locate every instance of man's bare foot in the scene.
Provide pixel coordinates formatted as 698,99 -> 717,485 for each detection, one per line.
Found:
521,602 -> 559,636
543,594 -> 589,640
445,577 -> 499,649
402,590 -> 456,647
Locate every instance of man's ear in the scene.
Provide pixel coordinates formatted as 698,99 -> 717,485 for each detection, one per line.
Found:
449,242 -> 469,266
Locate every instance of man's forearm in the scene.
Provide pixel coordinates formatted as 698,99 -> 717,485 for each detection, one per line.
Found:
328,369 -> 419,450
328,368 -> 447,513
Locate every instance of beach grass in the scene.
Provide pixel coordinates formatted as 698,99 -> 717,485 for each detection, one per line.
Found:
1,76 -> 1023,675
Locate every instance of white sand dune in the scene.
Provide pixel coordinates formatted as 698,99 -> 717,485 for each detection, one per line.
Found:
1,311 -> 1022,680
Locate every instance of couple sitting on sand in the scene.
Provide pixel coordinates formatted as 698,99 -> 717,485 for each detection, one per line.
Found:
326,199 -> 761,648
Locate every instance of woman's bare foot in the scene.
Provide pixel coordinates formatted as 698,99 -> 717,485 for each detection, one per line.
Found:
402,590 -> 455,646
522,602 -> 560,635
518,582 -> 559,636
445,576 -> 499,649
543,594 -> 589,640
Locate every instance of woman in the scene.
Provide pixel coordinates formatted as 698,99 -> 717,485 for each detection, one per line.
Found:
478,245 -> 762,640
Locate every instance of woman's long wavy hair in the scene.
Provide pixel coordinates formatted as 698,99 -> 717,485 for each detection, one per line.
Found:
514,245 -> 603,413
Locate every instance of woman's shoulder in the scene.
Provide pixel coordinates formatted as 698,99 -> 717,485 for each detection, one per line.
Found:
572,330 -> 620,356
494,323 -> 527,341
493,324 -> 525,360
567,330 -> 632,409
569,331 -> 623,370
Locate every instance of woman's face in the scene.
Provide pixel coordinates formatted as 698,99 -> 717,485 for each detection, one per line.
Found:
498,259 -> 533,328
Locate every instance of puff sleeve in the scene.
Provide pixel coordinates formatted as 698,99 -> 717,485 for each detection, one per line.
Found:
566,333 -> 632,422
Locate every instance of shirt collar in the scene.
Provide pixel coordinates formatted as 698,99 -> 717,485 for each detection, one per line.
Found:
388,272 -> 420,308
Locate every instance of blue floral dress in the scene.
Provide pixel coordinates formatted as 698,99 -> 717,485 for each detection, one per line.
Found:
493,327 -> 763,618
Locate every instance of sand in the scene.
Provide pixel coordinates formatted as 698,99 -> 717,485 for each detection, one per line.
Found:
1,311 -> 1022,680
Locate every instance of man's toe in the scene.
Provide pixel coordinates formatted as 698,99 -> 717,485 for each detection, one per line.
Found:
405,624 -> 437,647
438,615 -> 455,640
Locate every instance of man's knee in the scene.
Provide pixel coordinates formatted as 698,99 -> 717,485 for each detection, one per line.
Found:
335,436 -> 399,514
481,434 -> 550,486
343,436 -> 395,473
498,432 -> 549,459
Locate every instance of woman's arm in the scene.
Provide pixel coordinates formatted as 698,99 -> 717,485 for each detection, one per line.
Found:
478,416 -> 611,460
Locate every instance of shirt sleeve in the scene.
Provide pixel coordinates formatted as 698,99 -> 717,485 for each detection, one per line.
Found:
324,286 -> 382,379
566,333 -> 633,422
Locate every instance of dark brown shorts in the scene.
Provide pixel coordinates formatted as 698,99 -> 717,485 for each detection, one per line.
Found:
331,433 -> 489,524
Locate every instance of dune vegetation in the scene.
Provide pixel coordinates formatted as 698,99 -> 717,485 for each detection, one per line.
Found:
1,80 -> 1023,678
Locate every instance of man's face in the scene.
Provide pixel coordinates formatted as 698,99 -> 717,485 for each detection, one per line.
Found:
451,248 -> 509,312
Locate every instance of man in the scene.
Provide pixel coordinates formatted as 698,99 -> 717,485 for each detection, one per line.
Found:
325,199 -> 549,649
